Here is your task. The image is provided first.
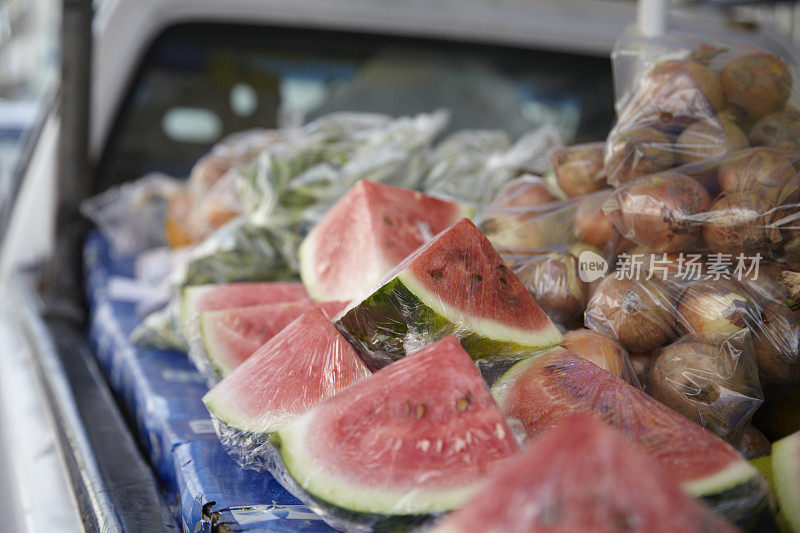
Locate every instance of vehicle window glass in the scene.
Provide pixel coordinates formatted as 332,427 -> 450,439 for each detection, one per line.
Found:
96,23 -> 614,192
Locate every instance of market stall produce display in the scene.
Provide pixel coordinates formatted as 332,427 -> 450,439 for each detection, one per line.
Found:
203,308 -> 372,466
490,351 -> 769,526
79,25 -> 800,533
430,415 -> 738,533
335,218 -> 563,370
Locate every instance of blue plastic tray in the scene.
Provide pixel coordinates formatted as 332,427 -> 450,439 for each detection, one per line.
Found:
84,231 -> 333,532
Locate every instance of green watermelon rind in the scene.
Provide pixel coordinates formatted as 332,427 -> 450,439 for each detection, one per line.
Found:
272,414 -> 485,516
398,270 -> 563,349
490,356 -> 761,501
298,236 -> 356,302
772,432 -> 800,532
202,387 -> 291,437
199,310 -> 239,380
179,285 -> 210,341
339,276 -> 562,365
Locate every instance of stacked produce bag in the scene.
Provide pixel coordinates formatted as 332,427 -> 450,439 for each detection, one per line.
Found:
82,27 -> 800,533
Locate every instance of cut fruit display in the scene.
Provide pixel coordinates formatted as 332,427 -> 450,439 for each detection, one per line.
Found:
299,179 -> 469,302
431,415 -> 737,533
199,300 -> 348,377
271,335 -> 519,519
336,218 -> 563,370
491,351 -> 769,526
179,281 -> 309,340
203,308 -> 371,439
772,430 -> 800,532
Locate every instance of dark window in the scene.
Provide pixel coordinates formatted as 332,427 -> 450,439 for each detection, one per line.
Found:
95,23 -> 614,192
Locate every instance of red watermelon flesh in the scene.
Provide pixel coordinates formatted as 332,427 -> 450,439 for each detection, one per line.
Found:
400,218 -> 555,332
200,300 -> 348,375
203,308 -> 371,434
491,351 -> 759,498
336,218 -> 563,367
180,282 -> 310,340
432,415 -> 737,533
273,335 -> 520,515
299,180 -> 468,302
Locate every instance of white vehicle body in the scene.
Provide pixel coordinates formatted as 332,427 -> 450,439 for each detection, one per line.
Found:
0,1 -> 796,531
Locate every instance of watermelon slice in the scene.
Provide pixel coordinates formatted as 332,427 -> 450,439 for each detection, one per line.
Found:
299,180 -> 469,302
271,335 -> 520,519
772,430 -> 800,531
300,180 -> 469,301
335,218 -> 563,370
432,415 -> 737,533
203,309 -> 371,442
180,281 -> 309,339
199,300 -> 348,377
491,351 -> 768,526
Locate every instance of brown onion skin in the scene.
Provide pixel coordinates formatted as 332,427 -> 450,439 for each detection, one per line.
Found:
702,192 -> 775,255
738,262 -> 789,305
551,144 -> 607,197
630,352 -> 653,389
675,117 -> 748,165
585,275 -> 677,353
562,329 -> 635,383
676,279 -> 761,336
718,149 -> 799,204
719,53 -> 792,121
649,337 -> 760,436
620,60 -> 724,129
748,107 -> 800,153
515,252 -> 588,327
604,124 -> 675,186
616,172 -> 712,253
734,424 -> 772,460
750,301 -> 800,394
574,194 -> 633,255
492,177 -> 559,209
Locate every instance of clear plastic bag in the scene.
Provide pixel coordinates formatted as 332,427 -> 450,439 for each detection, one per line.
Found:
422,126 -> 562,210
211,335 -> 519,532
585,257 -> 797,415
602,148 -> 800,261
550,141 -> 608,197
606,29 -> 798,186
647,329 -> 763,441
164,129 -> 284,248
478,188 -> 627,328
81,173 -> 183,255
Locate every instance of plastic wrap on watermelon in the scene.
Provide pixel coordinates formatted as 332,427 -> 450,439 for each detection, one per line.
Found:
81,173 -> 184,255
421,127 -> 561,210
334,218 -> 564,376
490,350 -> 772,528
605,28 -> 798,187
601,149 -> 800,264
176,281 -> 311,379
202,309 -> 372,469
429,415 -> 740,533
244,336 -> 521,532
